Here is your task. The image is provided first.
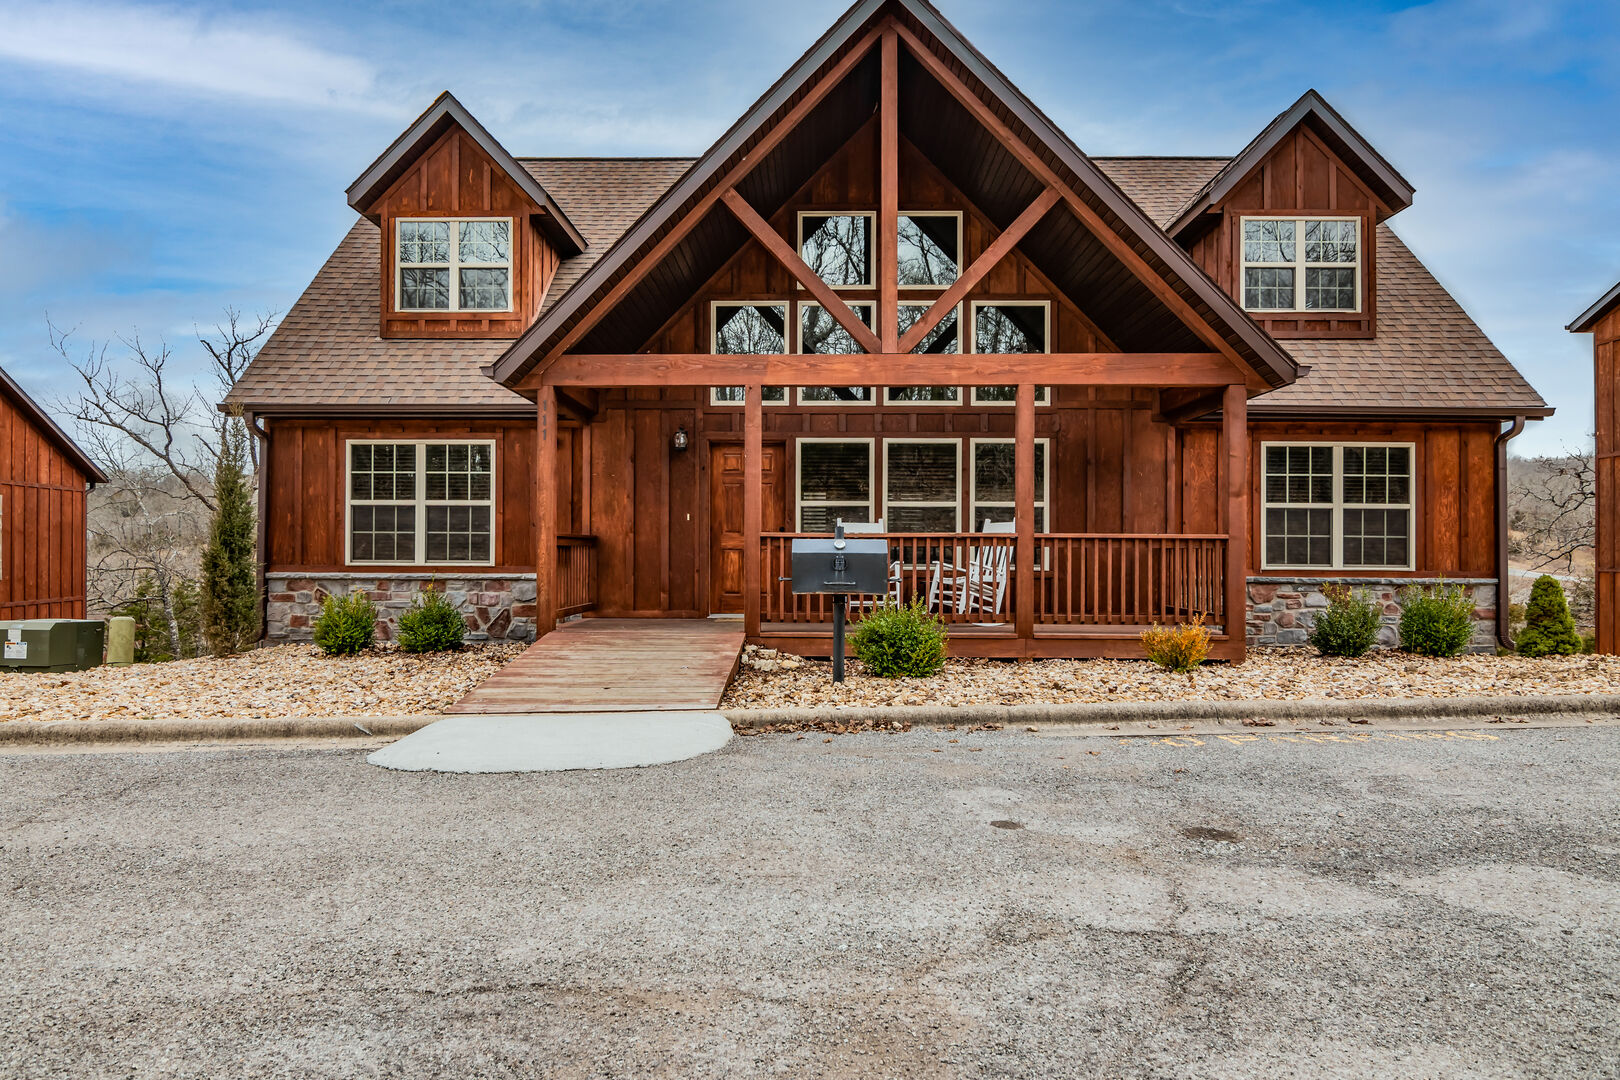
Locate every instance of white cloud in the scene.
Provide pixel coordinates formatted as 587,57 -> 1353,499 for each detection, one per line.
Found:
0,1 -> 395,114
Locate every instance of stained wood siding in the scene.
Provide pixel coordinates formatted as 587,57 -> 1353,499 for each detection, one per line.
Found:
1187,126 -> 1387,339
0,391 -> 93,620
1248,421 -> 1498,578
1596,307 -> 1620,653
370,126 -> 555,340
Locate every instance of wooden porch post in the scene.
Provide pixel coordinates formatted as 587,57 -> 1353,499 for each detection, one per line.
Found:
536,384 -> 558,640
1016,383 -> 1036,640
878,28 -> 899,352
1223,382 -> 1248,657
743,384 -> 763,640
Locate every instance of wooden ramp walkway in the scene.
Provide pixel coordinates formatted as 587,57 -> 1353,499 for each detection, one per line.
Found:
446,619 -> 745,715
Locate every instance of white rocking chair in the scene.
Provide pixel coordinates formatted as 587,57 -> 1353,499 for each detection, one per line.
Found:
928,520 -> 1015,619
842,520 -> 903,610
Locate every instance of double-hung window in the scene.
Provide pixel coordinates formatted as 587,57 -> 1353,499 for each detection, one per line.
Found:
349,440 -> 495,566
970,439 -> 1049,532
796,439 -> 873,532
396,218 -> 513,312
1241,217 -> 1360,313
1262,443 -> 1412,570
883,440 -> 960,533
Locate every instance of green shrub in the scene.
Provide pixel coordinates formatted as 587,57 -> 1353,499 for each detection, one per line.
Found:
397,588 -> 466,653
1582,633 -> 1599,655
849,597 -> 948,678
1516,575 -> 1583,657
313,591 -> 377,656
1308,585 -> 1383,658
1141,613 -> 1211,673
1398,583 -> 1477,658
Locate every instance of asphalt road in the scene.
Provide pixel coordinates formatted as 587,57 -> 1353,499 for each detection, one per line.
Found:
2,726 -> 1617,1079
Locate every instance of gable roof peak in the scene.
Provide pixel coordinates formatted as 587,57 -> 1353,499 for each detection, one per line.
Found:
346,90 -> 588,255
1166,88 -> 1416,237
1569,277 -> 1620,333
0,365 -> 107,484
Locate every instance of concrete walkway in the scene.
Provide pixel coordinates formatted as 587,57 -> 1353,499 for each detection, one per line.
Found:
366,711 -> 734,774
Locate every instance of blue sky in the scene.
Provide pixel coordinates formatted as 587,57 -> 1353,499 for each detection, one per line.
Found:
1,0 -> 1616,456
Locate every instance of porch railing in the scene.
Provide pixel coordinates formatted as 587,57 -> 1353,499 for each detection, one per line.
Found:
759,532 -> 1225,629
557,534 -> 598,617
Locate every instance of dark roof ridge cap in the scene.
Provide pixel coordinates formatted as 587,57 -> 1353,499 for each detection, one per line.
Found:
517,155 -> 699,162
0,366 -> 108,483
1569,278 -> 1620,332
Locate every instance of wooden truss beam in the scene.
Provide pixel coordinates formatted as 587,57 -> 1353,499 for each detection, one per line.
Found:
879,28 -> 900,352
541,351 -> 1240,388
720,189 -> 885,356
895,187 -> 1061,354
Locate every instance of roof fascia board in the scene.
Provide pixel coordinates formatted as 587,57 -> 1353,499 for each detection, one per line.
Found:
346,92 -> 588,256
0,367 -> 108,483
1166,90 -> 1416,237
487,0 -> 888,385
1569,279 -> 1620,332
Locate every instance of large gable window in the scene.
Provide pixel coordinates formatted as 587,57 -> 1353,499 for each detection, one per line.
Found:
710,302 -> 788,407
396,218 -> 512,313
886,302 -> 962,405
799,301 -> 875,404
349,440 -> 495,566
970,301 -> 1050,406
798,213 -> 873,289
1262,443 -> 1412,570
1241,217 -> 1360,313
898,213 -> 961,288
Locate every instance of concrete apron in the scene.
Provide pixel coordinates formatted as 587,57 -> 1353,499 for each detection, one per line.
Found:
365,712 -> 734,774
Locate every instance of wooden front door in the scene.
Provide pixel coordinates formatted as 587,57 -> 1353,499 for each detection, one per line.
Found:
709,443 -> 786,614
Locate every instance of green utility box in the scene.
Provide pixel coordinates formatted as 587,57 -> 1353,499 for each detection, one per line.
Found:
0,620 -> 106,673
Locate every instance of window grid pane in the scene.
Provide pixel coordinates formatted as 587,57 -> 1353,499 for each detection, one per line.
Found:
800,215 -> 872,288
897,215 -> 960,287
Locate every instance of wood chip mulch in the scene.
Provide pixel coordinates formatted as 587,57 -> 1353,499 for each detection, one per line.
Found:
0,643 -> 527,723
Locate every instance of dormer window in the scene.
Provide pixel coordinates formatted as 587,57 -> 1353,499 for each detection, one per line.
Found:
396,218 -> 513,313
1241,217 -> 1360,313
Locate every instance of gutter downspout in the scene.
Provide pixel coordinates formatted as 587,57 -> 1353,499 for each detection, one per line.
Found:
1495,414 -> 1527,650
246,410 -> 271,645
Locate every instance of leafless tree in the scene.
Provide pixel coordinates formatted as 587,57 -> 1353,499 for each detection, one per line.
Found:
1509,448 -> 1596,573
196,307 -> 275,472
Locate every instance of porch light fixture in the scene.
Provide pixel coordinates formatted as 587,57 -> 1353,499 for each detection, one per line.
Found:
672,426 -> 689,452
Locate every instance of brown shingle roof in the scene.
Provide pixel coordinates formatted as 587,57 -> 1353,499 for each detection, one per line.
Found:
231,152 -> 1546,416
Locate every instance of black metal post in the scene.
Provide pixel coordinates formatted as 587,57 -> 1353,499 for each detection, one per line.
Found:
832,593 -> 846,683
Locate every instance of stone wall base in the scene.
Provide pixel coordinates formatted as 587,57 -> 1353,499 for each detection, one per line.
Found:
1247,577 -> 1498,652
266,574 -> 538,644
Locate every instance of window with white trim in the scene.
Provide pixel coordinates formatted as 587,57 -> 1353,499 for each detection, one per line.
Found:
970,301 -> 1050,405
348,440 -> 495,566
395,218 -> 513,313
886,302 -> 962,404
798,212 -> 873,289
1262,443 -> 1412,570
971,438 -> 1049,532
883,440 -> 960,533
796,439 -> 873,532
708,301 -> 788,406
799,301 -> 875,403
1240,217 -> 1361,313
898,212 -> 961,288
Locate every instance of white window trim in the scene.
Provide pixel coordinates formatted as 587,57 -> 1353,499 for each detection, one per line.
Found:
798,300 -> 876,406
1259,441 -> 1415,571
394,217 -> 515,314
707,300 -> 789,407
345,438 -> 498,568
1239,215 -> 1363,315
795,437 -> 875,532
898,210 -> 964,291
796,211 -> 876,291
882,438 -> 962,533
885,301 -> 963,405
968,300 -> 1052,406
969,437 -> 1051,533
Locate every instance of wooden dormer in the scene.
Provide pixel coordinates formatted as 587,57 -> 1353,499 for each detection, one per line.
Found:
347,92 -> 586,340
1171,91 -> 1415,341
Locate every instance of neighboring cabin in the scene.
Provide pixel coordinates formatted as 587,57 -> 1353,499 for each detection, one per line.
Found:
1569,282 -> 1620,655
227,0 -> 1549,659
0,366 -> 107,620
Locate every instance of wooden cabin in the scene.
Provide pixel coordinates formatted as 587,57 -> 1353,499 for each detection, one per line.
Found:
228,0 -> 1549,659
1570,281 -> 1620,654
0,366 -> 106,620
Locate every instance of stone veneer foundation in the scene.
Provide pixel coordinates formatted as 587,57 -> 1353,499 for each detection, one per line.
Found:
266,574 -> 538,643
1246,577 -> 1498,651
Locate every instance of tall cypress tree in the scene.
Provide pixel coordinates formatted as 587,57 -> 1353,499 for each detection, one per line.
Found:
201,417 -> 261,656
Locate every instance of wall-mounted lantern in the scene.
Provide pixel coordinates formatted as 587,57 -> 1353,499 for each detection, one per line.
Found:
672,426 -> 690,452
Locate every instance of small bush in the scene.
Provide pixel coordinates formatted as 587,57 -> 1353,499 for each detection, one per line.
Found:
313,591 -> 377,656
397,588 -> 466,653
1309,585 -> 1383,658
1398,583 -> 1477,658
1582,632 -> 1599,655
849,597 -> 948,678
1141,613 -> 1211,673
1516,575 -> 1583,657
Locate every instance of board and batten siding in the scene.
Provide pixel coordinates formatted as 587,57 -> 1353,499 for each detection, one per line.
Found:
0,390 -> 94,620
1596,306 -> 1620,653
